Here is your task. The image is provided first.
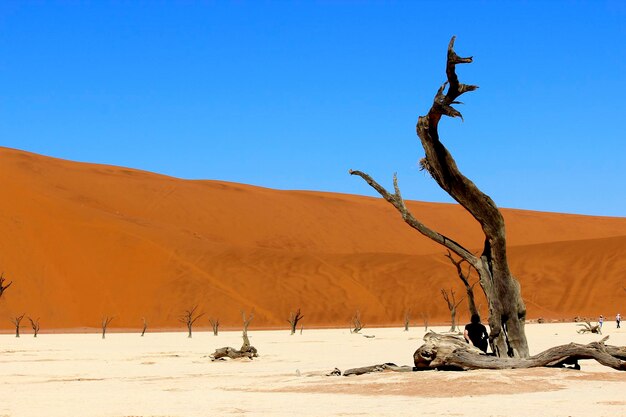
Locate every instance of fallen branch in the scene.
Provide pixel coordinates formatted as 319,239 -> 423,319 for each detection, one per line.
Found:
335,332 -> 626,375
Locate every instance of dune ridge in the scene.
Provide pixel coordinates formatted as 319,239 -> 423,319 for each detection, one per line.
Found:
1,147 -> 625,331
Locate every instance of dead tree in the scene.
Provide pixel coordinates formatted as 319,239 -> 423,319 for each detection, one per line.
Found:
101,316 -> 114,339
102,316 -> 114,339
341,332 -> 626,375
351,310 -> 364,333
28,317 -> 40,337
420,312 -> 430,331
350,37 -> 529,357
287,308 -> 304,335
0,273 -> 12,298
577,321 -> 601,334
141,317 -> 147,337
445,250 -> 479,318
209,318 -> 219,336
11,313 -> 25,337
441,289 -> 464,332
403,309 -> 411,331
179,306 -> 204,338
211,311 -> 258,360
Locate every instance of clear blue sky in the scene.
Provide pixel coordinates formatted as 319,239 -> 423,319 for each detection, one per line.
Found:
1,1 -> 624,216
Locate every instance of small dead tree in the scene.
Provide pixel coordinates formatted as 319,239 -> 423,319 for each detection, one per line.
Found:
403,309 -> 411,331
577,321 -> 602,335
209,318 -> 220,336
0,273 -> 12,298
141,317 -> 147,337
11,313 -> 25,337
445,250 -> 479,318
101,316 -> 114,339
441,289 -> 464,332
420,312 -> 430,331
210,310 -> 258,360
351,310 -> 364,333
287,308 -> 304,335
28,317 -> 40,337
179,306 -> 204,338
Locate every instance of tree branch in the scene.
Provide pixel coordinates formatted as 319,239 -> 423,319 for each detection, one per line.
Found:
349,170 -> 479,267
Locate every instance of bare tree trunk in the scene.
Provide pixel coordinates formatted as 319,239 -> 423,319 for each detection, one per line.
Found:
350,37 -> 529,358
288,308 -> 304,335
241,311 -> 254,352
11,314 -> 24,338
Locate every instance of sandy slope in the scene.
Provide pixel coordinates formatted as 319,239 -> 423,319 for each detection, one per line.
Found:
0,147 -> 625,330
1,323 -> 625,417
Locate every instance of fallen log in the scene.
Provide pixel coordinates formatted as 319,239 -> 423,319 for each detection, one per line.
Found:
415,332 -> 626,371
210,345 -> 258,360
335,331 -> 626,375
210,311 -> 258,361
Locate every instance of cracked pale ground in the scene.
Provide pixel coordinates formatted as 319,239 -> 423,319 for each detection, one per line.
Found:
1,323 -> 624,417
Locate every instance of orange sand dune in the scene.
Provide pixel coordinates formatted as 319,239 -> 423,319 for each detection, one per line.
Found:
0,147 -> 625,331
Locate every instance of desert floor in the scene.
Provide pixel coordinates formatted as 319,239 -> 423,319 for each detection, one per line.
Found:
1,323 -> 624,417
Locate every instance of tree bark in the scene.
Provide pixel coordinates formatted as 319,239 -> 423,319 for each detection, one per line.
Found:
350,37 -> 529,358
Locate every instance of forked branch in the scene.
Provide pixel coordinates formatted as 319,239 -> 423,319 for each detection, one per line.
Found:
348,170 -> 479,267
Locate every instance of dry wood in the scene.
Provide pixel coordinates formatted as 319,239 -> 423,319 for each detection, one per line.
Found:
28,316 -> 40,337
11,313 -> 25,338
413,332 -> 625,371
338,332 -> 626,375
179,306 -> 204,338
287,308 -> 303,335
350,37 -> 529,357
101,316 -> 114,339
211,311 -> 258,360
577,321 -> 601,334
0,272 -> 12,298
